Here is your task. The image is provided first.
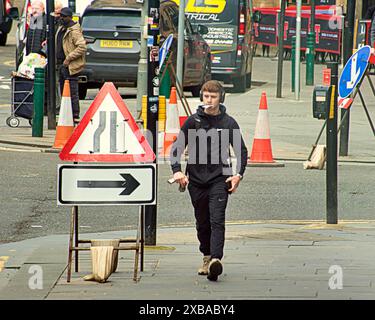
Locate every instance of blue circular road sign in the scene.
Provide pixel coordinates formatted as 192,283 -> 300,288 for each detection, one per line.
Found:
339,45 -> 371,98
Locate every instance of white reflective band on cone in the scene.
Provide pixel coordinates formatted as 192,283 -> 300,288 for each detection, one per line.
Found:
253,109 -> 271,139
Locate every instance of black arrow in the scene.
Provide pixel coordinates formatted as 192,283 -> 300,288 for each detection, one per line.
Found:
77,174 -> 140,195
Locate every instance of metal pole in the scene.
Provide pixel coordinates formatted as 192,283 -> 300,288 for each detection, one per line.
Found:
310,0 -> 315,32
145,0 -> 160,246
291,36 -> 296,92
295,0 -> 301,100
340,0 -> 356,156
32,68 -> 45,137
276,0 -> 286,98
326,62 -> 338,225
306,32 -> 315,85
176,0 -> 185,87
136,0 -> 148,115
46,0 -> 56,129
306,0 -> 315,86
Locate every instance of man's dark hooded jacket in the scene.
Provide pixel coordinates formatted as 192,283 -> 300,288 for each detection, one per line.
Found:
26,14 -> 47,56
170,104 -> 248,186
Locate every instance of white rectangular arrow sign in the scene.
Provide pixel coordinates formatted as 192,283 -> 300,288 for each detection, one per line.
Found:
58,164 -> 156,206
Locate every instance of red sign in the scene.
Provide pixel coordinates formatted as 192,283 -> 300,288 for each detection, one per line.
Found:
323,68 -> 331,86
59,82 -> 156,163
338,97 -> 354,110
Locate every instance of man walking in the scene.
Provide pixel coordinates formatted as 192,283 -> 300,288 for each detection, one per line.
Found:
170,80 -> 248,281
56,7 -> 86,123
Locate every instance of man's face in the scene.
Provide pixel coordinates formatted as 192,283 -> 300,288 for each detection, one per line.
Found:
60,15 -> 71,25
54,7 -> 62,18
202,91 -> 221,109
31,3 -> 44,16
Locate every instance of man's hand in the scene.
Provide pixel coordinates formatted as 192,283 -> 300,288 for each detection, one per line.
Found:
225,175 -> 241,193
63,59 -> 69,67
173,171 -> 189,188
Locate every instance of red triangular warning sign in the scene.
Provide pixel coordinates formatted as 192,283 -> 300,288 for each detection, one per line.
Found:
59,82 -> 155,163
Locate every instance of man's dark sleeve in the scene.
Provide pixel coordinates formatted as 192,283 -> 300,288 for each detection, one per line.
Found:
170,117 -> 191,174
230,118 -> 248,176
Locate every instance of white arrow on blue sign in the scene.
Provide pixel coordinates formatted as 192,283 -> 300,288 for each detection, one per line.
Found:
339,45 -> 371,99
159,34 -> 174,69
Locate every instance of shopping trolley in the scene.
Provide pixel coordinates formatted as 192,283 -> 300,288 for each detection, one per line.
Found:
6,75 -> 34,128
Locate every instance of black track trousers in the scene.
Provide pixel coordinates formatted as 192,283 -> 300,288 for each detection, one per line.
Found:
59,65 -> 80,118
188,178 -> 229,260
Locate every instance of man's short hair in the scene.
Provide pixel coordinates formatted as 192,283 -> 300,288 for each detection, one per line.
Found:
201,80 -> 223,94
55,0 -> 63,11
31,0 -> 45,11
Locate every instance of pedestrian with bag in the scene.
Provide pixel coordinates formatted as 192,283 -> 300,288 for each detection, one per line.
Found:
170,80 -> 248,281
55,7 -> 86,123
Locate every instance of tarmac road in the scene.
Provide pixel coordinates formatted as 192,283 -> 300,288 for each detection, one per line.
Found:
0,23 -> 375,244
0,148 -> 374,244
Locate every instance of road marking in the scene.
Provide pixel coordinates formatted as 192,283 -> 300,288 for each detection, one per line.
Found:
0,146 -> 42,153
0,256 -> 9,272
3,60 -> 15,67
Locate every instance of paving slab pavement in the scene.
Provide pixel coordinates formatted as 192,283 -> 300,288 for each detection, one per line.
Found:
0,221 -> 375,300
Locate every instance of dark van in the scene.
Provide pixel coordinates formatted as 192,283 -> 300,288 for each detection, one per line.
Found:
182,0 -> 253,92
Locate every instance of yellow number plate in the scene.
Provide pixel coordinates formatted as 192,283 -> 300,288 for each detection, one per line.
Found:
100,40 -> 133,48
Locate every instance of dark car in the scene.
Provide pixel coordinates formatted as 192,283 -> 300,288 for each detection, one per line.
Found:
160,0 -> 211,96
79,0 -> 211,99
0,0 -> 18,46
79,1 -> 142,99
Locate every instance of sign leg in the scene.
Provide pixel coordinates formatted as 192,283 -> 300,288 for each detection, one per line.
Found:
358,89 -> 375,136
366,74 -> 375,97
74,206 -> 79,272
307,119 -> 327,161
67,207 -> 74,282
141,205 -> 145,272
133,207 -> 141,282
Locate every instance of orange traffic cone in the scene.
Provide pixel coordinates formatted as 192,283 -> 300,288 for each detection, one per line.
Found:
53,80 -> 74,149
247,92 -> 284,167
159,87 -> 180,159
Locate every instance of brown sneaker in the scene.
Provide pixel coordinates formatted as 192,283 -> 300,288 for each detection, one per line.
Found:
207,258 -> 223,281
73,117 -> 81,124
198,255 -> 211,275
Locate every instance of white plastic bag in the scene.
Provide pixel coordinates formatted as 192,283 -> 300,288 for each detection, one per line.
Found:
16,53 -> 47,79
303,145 -> 326,170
